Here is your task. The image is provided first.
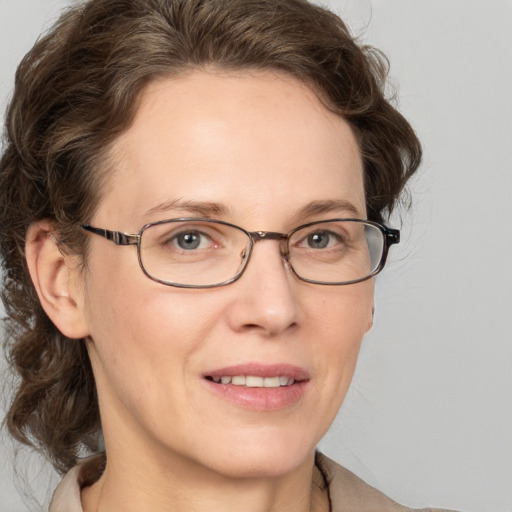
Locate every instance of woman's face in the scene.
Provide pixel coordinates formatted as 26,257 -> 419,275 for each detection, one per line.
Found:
80,70 -> 374,478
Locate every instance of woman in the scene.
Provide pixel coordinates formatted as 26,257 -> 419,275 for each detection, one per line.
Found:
0,0 -> 458,511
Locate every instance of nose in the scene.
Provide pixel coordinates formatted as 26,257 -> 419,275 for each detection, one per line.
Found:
226,239 -> 300,337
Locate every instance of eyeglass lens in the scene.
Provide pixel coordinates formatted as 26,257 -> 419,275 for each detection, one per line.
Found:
138,219 -> 385,287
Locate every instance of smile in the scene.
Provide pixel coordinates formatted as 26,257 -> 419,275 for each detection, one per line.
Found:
202,364 -> 309,410
206,375 -> 295,387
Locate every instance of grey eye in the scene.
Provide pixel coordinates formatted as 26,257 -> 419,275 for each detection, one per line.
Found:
174,231 -> 204,250
306,231 -> 333,249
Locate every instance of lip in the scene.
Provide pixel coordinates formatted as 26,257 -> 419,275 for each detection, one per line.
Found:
202,363 -> 310,411
204,363 -> 310,380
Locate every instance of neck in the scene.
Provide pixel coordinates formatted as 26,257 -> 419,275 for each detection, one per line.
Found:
81,448 -> 328,512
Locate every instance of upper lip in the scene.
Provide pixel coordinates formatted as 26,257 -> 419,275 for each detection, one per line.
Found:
203,363 -> 310,381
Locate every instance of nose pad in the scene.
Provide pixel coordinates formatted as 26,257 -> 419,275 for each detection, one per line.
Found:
235,237 -> 291,280
244,241 -> 290,278
254,239 -> 292,276
237,248 -> 248,273
280,243 -> 291,266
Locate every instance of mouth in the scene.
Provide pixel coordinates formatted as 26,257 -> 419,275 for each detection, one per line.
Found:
205,375 -> 296,387
202,364 -> 309,410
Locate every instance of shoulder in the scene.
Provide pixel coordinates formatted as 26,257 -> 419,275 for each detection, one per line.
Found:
316,452 -> 459,512
50,454 -> 105,512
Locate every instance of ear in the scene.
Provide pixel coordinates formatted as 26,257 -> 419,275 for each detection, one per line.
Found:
365,305 -> 375,334
25,220 -> 89,339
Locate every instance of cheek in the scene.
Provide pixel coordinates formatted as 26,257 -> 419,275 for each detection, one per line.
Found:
309,280 -> 373,345
82,250 -> 225,398
306,281 -> 373,402
86,285 -> 221,369
84,283 -> 230,443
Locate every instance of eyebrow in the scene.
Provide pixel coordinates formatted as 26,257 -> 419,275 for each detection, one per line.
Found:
292,199 -> 364,222
143,198 -> 233,219
142,198 -> 363,223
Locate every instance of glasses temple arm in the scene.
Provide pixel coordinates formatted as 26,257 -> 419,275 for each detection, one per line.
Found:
81,224 -> 139,245
385,228 -> 400,246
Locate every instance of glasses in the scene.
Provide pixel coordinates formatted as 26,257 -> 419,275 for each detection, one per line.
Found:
81,218 -> 399,288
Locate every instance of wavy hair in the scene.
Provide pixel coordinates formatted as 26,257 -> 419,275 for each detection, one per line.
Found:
0,0 -> 421,473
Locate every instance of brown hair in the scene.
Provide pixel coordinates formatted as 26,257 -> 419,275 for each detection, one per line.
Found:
0,0 -> 421,473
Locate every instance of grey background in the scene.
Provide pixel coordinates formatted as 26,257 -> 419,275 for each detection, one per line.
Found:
1,1 -> 511,511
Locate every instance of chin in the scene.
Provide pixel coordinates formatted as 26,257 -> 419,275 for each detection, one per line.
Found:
192,429 -> 317,479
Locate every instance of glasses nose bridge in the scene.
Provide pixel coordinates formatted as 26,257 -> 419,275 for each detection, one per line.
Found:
249,230 -> 288,242
247,230 -> 290,258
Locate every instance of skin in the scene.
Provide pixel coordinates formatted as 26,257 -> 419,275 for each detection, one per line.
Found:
27,70 -> 374,512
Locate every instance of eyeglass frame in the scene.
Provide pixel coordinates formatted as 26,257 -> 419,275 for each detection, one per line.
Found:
81,217 -> 400,288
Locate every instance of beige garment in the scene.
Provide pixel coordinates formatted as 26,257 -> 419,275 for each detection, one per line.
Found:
50,452 -> 459,512
315,453 -> 458,512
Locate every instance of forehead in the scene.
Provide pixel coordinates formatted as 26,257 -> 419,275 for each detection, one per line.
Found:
99,70 -> 365,228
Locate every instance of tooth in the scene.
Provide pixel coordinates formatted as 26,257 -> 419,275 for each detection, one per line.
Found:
263,377 -> 280,388
246,376 -> 264,387
220,375 -> 294,387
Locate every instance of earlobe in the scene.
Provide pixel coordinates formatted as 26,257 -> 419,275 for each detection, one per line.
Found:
365,306 -> 375,333
25,220 -> 89,339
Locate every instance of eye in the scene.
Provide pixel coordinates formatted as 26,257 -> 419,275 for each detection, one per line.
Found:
302,230 -> 341,249
171,230 -> 213,250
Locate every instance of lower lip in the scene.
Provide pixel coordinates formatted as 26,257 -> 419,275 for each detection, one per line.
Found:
204,379 -> 308,411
